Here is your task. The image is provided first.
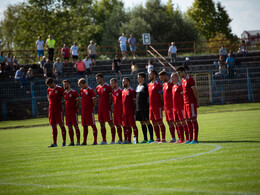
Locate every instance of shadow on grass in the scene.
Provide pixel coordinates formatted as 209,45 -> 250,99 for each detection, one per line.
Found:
200,141 -> 260,143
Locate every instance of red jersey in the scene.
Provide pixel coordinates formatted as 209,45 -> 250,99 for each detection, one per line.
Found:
163,80 -> 173,110
111,88 -> 122,114
182,75 -> 196,104
47,85 -> 64,113
61,47 -> 70,58
172,82 -> 184,110
122,87 -> 136,115
96,83 -> 112,112
80,87 -> 96,114
148,80 -> 163,109
63,89 -> 79,114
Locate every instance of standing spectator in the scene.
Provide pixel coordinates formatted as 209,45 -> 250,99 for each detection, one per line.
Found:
74,57 -> 86,77
219,45 -> 227,60
12,56 -> 20,70
118,32 -> 127,60
46,35 -> 55,62
87,40 -> 97,66
183,57 -> 192,71
36,36 -> 45,61
43,59 -> 53,78
239,40 -> 247,57
61,44 -> 70,66
112,54 -> 122,80
83,55 -> 92,77
168,42 -> 177,65
71,42 -> 79,64
26,68 -> 34,81
53,58 -> 64,80
128,34 -> 137,59
14,67 -> 25,87
5,52 -> 13,70
226,53 -> 235,79
146,60 -> 154,74
0,51 -> 6,73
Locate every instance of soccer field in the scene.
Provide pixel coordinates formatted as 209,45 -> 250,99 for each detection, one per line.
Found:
0,103 -> 260,194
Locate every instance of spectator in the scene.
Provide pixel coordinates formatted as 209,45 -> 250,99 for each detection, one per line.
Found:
14,67 -> 25,87
87,40 -> 97,66
6,52 -> 13,70
0,51 -> 6,73
128,34 -> 137,59
226,53 -> 235,79
61,44 -> 70,66
12,56 -> 20,70
239,40 -> 247,57
83,55 -> 92,77
215,55 -> 226,77
45,35 -> 55,62
183,57 -> 192,71
168,42 -> 177,65
118,32 -> 127,60
71,42 -> 79,64
219,45 -> 227,60
53,57 -> 64,80
74,57 -> 86,77
112,54 -> 122,80
26,68 -> 34,81
36,36 -> 45,61
43,59 -> 53,78
131,61 -> 139,76
39,56 -> 46,69
146,60 -> 154,74
229,50 -> 235,58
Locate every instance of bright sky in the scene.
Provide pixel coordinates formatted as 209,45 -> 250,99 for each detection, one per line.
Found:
0,0 -> 260,37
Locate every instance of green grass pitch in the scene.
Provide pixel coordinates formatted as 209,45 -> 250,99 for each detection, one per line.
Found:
0,103 -> 260,194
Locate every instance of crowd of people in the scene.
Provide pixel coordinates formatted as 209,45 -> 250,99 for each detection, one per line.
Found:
45,67 -> 199,147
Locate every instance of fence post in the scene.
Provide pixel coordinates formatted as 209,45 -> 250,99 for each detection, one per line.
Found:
2,102 -> 7,119
247,68 -> 255,103
193,42 -> 196,54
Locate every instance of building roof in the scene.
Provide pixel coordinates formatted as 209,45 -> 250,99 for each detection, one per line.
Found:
242,30 -> 260,36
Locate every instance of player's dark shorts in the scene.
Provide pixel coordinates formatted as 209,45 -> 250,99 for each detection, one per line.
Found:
136,110 -> 149,121
90,54 -> 96,60
72,55 -> 78,60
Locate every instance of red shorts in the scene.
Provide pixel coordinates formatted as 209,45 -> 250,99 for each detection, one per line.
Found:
49,111 -> 64,125
65,113 -> 78,126
122,114 -> 136,127
184,102 -> 197,119
98,110 -> 112,122
113,112 -> 122,126
149,107 -> 163,122
165,108 -> 174,122
82,112 -> 95,126
174,109 -> 185,122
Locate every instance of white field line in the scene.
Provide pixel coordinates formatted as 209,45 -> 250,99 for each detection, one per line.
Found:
0,144 -> 221,182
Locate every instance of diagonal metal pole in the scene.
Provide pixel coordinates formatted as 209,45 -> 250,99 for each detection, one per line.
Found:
147,50 -> 170,72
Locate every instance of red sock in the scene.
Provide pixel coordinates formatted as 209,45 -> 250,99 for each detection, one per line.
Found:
111,126 -> 116,142
169,124 -> 175,139
153,124 -> 160,141
92,125 -> 98,143
177,125 -> 184,141
123,126 -> 128,141
128,127 -> 132,142
187,120 -> 193,142
83,126 -> 88,144
133,126 -> 138,142
192,120 -> 199,142
116,125 -> 123,142
52,125 -> 58,144
68,126 -> 74,143
101,127 -> 106,142
182,123 -> 189,141
60,125 -> 66,143
74,125 -> 80,143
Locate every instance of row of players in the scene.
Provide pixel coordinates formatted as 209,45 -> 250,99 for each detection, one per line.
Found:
45,66 -> 199,147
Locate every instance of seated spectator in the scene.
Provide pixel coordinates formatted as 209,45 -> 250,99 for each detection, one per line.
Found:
146,60 -> 154,74
183,57 -> 192,71
219,45 -> 227,60
131,61 -> 139,75
74,57 -> 86,77
215,55 -> 226,76
0,51 -> 6,73
53,58 -> 64,79
39,56 -> 46,69
226,53 -> 235,79
83,55 -> 92,77
6,52 -> 13,70
12,56 -> 20,70
43,59 -> 53,78
61,44 -> 70,66
14,67 -> 26,87
238,40 -> 247,57
229,50 -> 235,58
26,68 -> 34,81
112,54 -> 122,80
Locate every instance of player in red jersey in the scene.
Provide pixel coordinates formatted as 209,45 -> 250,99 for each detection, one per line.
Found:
171,73 -> 189,143
45,78 -> 66,147
148,70 -> 166,143
159,71 -> 176,143
110,78 -> 123,144
176,67 -> 199,144
63,80 -> 81,146
96,73 -> 116,144
78,78 -> 98,145
122,77 -> 139,144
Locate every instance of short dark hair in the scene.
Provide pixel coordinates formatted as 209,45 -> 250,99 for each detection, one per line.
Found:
62,80 -> 70,84
150,70 -> 158,77
110,78 -> 117,83
45,77 -> 54,85
137,72 -> 146,79
123,77 -> 131,83
176,67 -> 185,72
159,71 -> 168,76
96,73 -> 104,78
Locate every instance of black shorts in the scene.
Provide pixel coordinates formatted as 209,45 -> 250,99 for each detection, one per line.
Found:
63,57 -> 69,60
136,110 -> 149,121
90,54 -> 96,60
72,55 -> 78,60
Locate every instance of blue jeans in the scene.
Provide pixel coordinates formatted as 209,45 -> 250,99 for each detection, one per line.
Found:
171,53 -> 177,64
